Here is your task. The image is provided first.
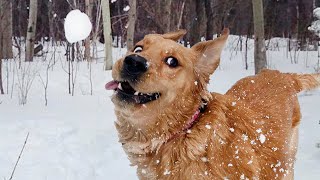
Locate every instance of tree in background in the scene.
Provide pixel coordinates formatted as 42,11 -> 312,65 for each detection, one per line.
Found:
127,0 -> 136,50
0,0 -> 13,59
162,0 -> 172,32
102,0 -> 112,70
85,0 -> 93,61
0,0 -> 13,94
252,0 -> 267,74
25,0 -> 38,62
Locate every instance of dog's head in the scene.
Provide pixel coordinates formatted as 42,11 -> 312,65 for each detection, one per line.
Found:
106,29 -> 229,127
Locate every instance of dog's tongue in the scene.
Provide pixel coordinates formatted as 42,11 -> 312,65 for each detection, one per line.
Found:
105,80 -> 119,90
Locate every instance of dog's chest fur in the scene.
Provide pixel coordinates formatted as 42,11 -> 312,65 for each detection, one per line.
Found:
115,93 -> 296,180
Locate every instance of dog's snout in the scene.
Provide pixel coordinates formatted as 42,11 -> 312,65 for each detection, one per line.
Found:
122,55 -> 148,79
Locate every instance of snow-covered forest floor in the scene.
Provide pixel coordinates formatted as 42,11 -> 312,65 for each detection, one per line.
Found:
0,36 -> 320,179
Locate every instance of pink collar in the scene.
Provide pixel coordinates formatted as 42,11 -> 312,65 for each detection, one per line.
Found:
167,101 -> 206,142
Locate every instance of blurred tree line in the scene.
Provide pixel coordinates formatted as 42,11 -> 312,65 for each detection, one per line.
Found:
8,0 -> 320,47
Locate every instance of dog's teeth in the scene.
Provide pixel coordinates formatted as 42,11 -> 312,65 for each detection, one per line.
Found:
134,91 -> 140,95
118,83 -> 123,90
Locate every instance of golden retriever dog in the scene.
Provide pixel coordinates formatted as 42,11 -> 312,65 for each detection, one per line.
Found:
105,28 -> 320,180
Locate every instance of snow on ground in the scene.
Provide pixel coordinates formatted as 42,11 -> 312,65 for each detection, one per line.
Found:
0,37 -> 320,179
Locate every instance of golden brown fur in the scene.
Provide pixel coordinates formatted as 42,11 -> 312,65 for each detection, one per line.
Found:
109,28 -> 320,180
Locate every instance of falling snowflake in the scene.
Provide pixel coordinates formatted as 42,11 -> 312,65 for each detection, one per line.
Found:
163,169 -> 171,175
201,157 -> 208,162
123,5 -> 130,12
242,134 -> 248,141
256,128 -> 262,133
259,134 -> 266,144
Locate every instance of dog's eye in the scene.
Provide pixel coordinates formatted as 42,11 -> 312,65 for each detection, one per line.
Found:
165,57 -> 179,68
133,46 -> 143,53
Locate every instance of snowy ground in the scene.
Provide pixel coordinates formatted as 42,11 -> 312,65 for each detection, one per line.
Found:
0,38 -> 320,179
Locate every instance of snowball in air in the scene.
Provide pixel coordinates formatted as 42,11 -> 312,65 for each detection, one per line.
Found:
64,10 -> 92,43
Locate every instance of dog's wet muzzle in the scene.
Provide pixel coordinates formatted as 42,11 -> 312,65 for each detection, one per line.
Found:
121,54 -> 148,82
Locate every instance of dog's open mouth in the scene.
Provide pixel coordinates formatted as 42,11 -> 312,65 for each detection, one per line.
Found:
105,80 -> 161,104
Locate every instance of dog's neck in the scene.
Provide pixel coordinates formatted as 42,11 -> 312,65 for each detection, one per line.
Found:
167,100 -> 207,142
114,94 -> 205,158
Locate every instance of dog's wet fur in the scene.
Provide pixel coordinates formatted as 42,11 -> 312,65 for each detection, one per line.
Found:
106,28 -> 320,180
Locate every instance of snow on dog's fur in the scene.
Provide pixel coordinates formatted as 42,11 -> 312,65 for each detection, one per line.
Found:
106,28 -> 320,180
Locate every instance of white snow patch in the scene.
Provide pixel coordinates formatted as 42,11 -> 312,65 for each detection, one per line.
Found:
205,125 -> 211,129
279,168 -> 285,173
240,174 -> 245,179
231,102 -> 237,106
256,128 -> 262,133
229,128 -> 235,132
259,134 -> 266,144
275,161 -> 281,167
250,140 -> 256,145
201,157 -> 208,162
163,169 -> 171,175
123,5 -> 130,12
242,134 -> 249,141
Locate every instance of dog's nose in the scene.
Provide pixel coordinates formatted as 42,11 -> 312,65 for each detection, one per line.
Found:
123,55 -> 148,77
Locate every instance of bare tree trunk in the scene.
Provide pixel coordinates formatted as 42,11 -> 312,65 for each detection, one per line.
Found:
163,0 -> 172,32
127,0 -> 137,51
204,0 -> 214,40
25,0 -> 38,62
102,0 -> 113,70
0,0 -> 13,59
177,0 -> 186,30
48,0 -> 54,43
0,58 -> 3,94
252,0 -> 267,74
84,0 -> 92,61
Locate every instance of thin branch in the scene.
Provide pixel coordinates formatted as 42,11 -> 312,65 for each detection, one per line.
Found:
9,132 -> 30,180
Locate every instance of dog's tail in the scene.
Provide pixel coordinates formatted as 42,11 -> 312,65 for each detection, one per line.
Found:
292,73 -> 320,92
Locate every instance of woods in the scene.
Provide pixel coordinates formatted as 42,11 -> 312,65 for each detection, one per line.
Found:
0,0 -> 319,101
2,0 -> 317,48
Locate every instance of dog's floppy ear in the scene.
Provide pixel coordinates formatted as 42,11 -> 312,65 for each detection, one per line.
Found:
192,28 -> 229,77
162,29 -> 187,41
